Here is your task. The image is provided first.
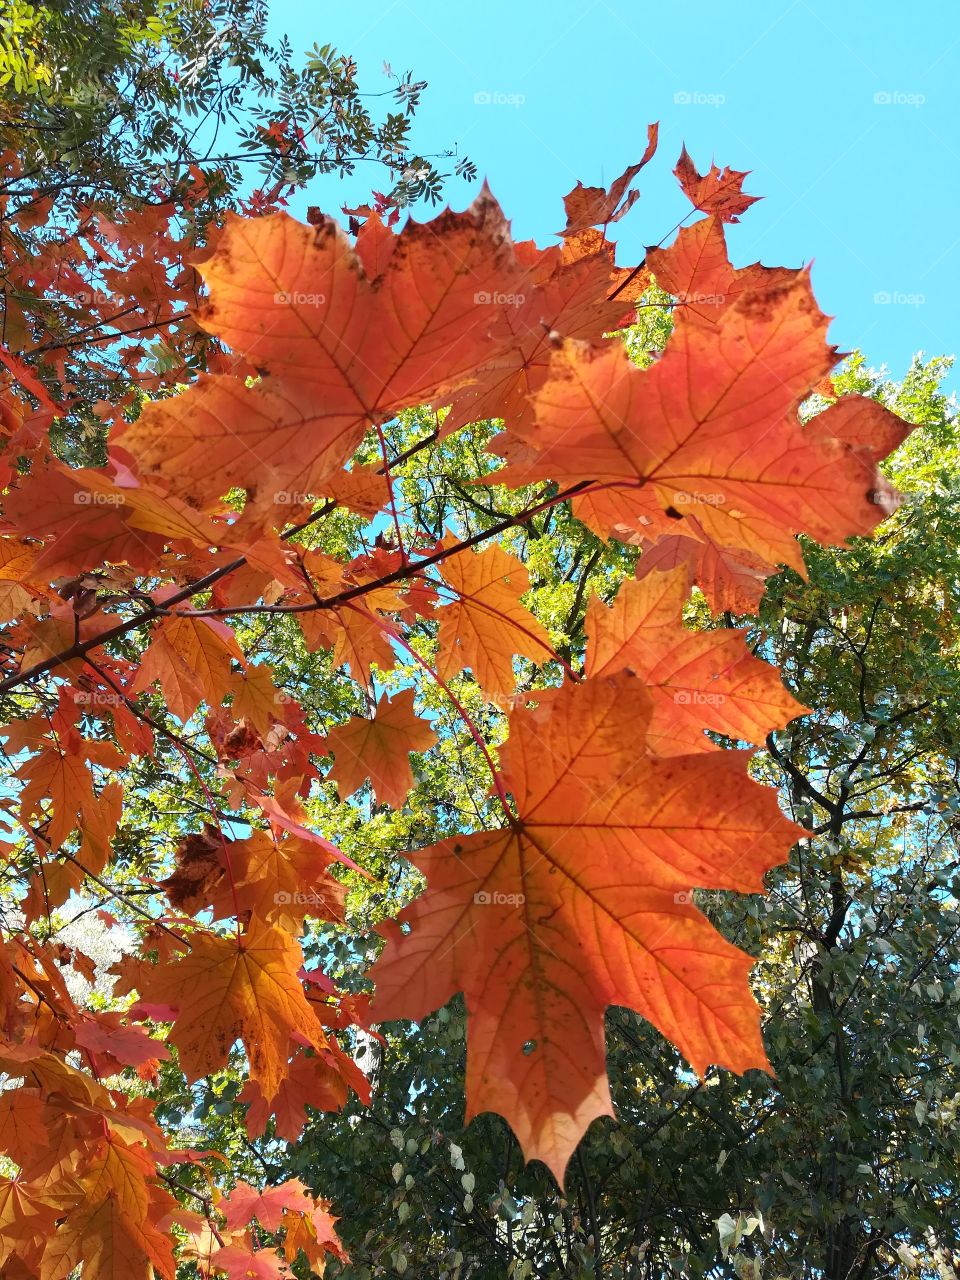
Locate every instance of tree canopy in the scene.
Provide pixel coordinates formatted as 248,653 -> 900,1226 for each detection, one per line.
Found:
0,17 -> 956,1280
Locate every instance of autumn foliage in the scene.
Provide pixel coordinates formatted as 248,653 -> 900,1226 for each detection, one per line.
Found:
0,127 -> 913,1276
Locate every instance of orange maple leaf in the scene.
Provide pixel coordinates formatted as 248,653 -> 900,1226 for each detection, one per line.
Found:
370,674 -> 802,1181
584,566 -> 808,752
327,688 -> 437,809
0,1176 -> 58,1268
206,1245 -> 288,1280
224,663 -> 289,736
0,1096 -> 56,1176
132,614 -> 244,721
208,830 -> 347,928
560,124 -> 659,235
16,738 -> 109,850
239,1040 -> 369,1141
39,1135 -> 176,1280
492,276 -> 907,580
673,145 -> 760,222
139,921 -> 324,1099
634,527 -> 774,614
75,1016 -> 171,1071
2,462 -> 166,579
122,192 -> 528,509
435,536 -> 553,698
221,1179 -> 311,1231
282,1200 -> 349,1268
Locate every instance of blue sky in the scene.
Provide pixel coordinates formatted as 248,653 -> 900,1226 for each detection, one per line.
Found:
269,0 -> 959,392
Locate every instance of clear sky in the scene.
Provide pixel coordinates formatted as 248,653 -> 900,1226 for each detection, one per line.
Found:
268,0 -> 959,391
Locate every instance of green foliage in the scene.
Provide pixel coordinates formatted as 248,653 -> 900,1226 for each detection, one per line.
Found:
0,0 -> 472,213
0,0 -> 52,93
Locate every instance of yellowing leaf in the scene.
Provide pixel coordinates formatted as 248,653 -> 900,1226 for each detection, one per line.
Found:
132,615 -> 244,721
141,921 -> 323,1099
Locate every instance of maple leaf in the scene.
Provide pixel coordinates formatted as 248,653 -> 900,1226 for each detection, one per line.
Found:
370,674 -> 802,1181
39,1193 -> 176,1280
0,544 -> 37,623
226,663 -> 289,737
646,215 -> 799,325
132,614 -> 245,721
327,688 -> 438,808
0,1177 -> 59,1268
206,1244 -> 288,1280
139,921 -> 324,1099
674,145 -> 760,222
16,737 -> 121,850
316,463 -> 392,517
168,1208 -> 221,1274
221,1179 -> 311,1231
560,123 -> 659,235
808,393 -> 912,476
0,463 -> 156,579
3,459 -> 225,580
209,830 -> 347,928
635,528 -> 775,614
239,1041 -> 370,1141
282,1200 -> 349,1268
584,566 -> 808,752
78,778 -> 123,875
296,576 -> 400,686
435,537 -> 553,697
328,604 -> 398,686
0,1094 -> 52,1161
122,192 -> 527,508
491,276 -> 908,580
39,1136 -> 176,1280
628,395 -> 911,612
75,1017 -> 171,1071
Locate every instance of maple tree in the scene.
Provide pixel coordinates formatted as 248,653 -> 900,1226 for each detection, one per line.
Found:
0,121 -> 920,1278
285,356 -> 960,1277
